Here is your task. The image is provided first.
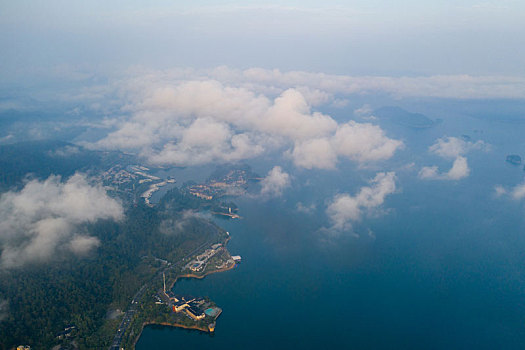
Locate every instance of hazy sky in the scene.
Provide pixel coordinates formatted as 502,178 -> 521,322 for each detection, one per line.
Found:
1,0 -> 525,84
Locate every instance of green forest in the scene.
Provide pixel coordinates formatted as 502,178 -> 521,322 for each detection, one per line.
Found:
0,141 -> 234,350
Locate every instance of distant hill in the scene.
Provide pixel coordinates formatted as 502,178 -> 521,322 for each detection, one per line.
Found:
374,106 -> 438,128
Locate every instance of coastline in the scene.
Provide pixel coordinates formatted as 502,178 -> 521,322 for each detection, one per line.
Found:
132,321 -> 209,349
143,321 -> 209,333
168,263 -> 236,290
131,248 -> 236,349
167,235 -> 234,291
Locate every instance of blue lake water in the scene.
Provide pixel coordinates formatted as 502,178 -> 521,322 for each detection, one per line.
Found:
137,109 -> 525,349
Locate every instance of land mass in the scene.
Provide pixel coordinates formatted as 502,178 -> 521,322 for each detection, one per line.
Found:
0,141 -> 249,350
117,236 -> 239,350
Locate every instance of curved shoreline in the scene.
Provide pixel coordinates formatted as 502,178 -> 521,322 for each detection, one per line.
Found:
132,321 -> 209,348
168,263 -> 236,290
143,321 -> 209,333
132,251 -> 236,348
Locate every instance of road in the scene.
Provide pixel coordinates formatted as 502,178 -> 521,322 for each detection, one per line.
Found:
109,284 -> 147,350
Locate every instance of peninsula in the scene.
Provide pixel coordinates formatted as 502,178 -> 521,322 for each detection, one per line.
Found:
117,233 -> 241,350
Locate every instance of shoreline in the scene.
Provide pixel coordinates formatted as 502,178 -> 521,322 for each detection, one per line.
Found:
168,263 -> 236,290
131,242 -> 236,348
132,321 -> 209,348
144,321 -> 209,333
167,235 -> 234,291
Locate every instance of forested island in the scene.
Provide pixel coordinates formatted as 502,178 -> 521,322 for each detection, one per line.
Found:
0,140 -> 250,350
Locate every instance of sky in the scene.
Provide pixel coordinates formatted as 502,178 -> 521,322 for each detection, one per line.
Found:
1,0 -> 525,85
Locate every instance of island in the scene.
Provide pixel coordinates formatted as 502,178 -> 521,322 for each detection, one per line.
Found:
506,154 -> 522,165
374,106 -> 439,129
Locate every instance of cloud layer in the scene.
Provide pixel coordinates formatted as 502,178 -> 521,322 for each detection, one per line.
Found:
326,172 -> 397,232
0,174 -> 123,269
88,74 -> 402,169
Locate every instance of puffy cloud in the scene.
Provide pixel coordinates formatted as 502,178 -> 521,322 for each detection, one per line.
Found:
354,104 -> 373,117
259,89 -> 337,140
289,121 -> 403,169
418,166 -> 440,179
68,236 -> 101,255
47,145 -> 81,157
0,174 -> 123,269
296,202 -> 316,214
354,104 -> 377,120
260,166 -> 291,197
419,156 -> 470,180
326,172 -> 397,232
291,138 -> 337,170
512,184 -> 525,200
144,118 -> 265,166
419,137 -> 486,181
429,136 -> 486,159
89,74 -> 402,169
159,210 -> 210,235
496,183 -> 525,200
331,121 -> 403,163
446,156 -> 470,180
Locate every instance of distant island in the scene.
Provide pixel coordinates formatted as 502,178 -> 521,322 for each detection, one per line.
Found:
374,106 -> 439,129
506,154 -> 522,165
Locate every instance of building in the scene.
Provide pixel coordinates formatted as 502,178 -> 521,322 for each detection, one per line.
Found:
186,306 -> 205,320
171,296 -> 206,320
173,301 -> 189,312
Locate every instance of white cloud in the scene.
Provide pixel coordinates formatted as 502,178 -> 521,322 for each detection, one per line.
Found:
494,185 -> 507,197
497,182 -> 525,200
290,121 -> 403,169
354,104 -> 377,120
87,73 -> 402,169
48,145 -> 81,157
291,138 -> 337,170
260,166 -> 291,197
419,137 -> 486,181
326,172 -> 396,232
0,174 -> 123,269
428,136 -> 486,159
354,104 -> 373,117
68,235 -> 101,255
296,202 -> 316,214
512,183 -> 525,200
159,210 -> 210,235
446,156 -> 470,180
331,121 -> 403,163
419,156 -> 470,180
